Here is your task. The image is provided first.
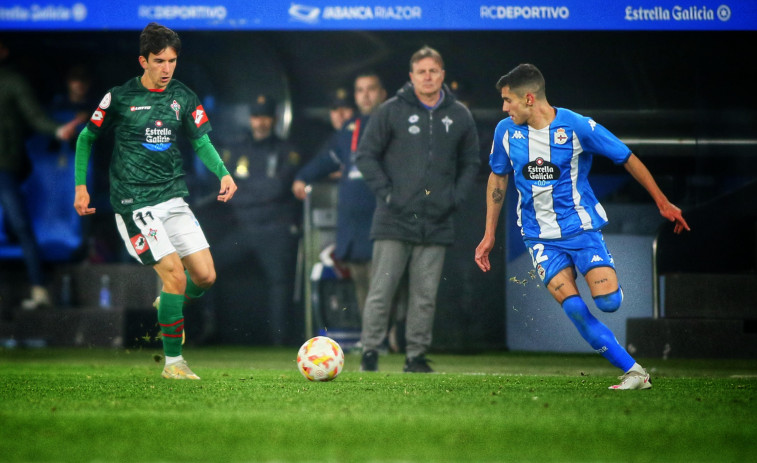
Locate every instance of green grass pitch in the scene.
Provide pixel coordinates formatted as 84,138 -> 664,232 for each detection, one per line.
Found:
1,347 -> 755,462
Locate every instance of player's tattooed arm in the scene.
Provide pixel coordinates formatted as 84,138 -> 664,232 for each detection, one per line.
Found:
492,187 -> 505,204
475,172 -> 509,272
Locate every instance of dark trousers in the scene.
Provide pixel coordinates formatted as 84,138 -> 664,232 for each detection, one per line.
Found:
210,223 -> 301,346
0,171 -> 44,286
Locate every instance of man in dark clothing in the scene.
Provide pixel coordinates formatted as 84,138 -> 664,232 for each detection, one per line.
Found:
355,47 -> 480,372
209,94 -> 303,346
292,73 -> 387,320
0,37 -> 79,309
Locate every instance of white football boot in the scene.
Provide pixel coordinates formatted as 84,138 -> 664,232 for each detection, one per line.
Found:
609,369 -> 652,390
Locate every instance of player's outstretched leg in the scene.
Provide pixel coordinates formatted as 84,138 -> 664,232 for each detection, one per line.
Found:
561,295 -> 651,390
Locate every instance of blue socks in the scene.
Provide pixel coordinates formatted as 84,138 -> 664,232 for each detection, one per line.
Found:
561,295 -> 634,371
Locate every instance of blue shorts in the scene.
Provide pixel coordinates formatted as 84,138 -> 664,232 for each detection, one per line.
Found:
524,231 -> 615,285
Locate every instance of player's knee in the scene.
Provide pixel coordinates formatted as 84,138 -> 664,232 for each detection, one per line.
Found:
194,268 -> 216,289
159,272 -> 186,295
594,288 -> 623,313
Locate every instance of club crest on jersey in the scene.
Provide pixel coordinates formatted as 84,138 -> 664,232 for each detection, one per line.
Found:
553,128 -> 569,145
442,116 -> 453,133
522,157 -> 560,185
536,264 -> 546,281
171,100 -> 181,120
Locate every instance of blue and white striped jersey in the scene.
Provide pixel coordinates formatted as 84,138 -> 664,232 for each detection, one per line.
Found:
490,107 -> 631,240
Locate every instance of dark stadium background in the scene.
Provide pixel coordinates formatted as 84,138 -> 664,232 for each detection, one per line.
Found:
1,28 -> 754,354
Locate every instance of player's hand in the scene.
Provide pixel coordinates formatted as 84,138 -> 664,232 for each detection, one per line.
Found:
475,235 -> 495,272
74,185 -> 96,216
659,202 -> 690,234
292,180 -> 308,200
218,175 -> 237,202
56,119 -> 79,141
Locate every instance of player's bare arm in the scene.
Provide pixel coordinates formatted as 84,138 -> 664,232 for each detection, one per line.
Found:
475,172 -> 509,272
217,174 -> 237,202
623,154 -> 690,234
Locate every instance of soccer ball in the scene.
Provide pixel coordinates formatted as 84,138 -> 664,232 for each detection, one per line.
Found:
296,336 -> 345,381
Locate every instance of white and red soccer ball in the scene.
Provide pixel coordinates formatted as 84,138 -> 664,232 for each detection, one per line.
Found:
296,336 -> 345,381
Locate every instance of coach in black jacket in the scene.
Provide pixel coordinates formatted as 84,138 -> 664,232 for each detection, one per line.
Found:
355,46 -> 480,372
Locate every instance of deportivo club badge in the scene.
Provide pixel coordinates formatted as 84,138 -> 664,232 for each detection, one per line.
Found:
554,128 -> 568,145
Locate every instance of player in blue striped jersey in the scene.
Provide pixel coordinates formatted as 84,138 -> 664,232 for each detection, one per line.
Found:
475,64 -> 689,390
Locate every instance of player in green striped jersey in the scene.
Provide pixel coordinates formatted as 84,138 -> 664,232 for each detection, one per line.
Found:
73,23 -> 237,380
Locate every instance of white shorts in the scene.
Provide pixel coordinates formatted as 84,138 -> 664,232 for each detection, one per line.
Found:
115,197 -> 209,266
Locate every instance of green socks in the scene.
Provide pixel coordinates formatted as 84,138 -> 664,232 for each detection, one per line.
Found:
158,272 -> 207,357
157,291 -> 185,357
184,269 -> 206,301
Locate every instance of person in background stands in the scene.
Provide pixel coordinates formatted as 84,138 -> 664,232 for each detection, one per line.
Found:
0,36 -> 80,310
356,48 -> 480,372
211,94 -> 303,346
327,87 -> 355,132
293,73 -> 387,324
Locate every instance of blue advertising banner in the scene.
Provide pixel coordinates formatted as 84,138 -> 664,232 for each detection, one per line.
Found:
1,1 -> 755,31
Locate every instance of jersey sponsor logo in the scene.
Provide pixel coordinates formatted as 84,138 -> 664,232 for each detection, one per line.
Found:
130,234 -> 150,255
408,125 -> 420,134
192,105 -> 209,128
588,119 -> 597,131
408,114 -> 419,123
442,115 -> 453,133
512,130 -> 525,139
143,126 -> 173,151
553,127 -> 569,145
143,143 -> 172,152
523,157 -> 560,184
98,92 -> 111,109
90,108 -> 106,127
130,105 -> 151,111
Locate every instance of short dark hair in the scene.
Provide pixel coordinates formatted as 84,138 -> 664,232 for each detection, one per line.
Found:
354,70 -> 384,89
409,46 -> 444,72
496,63 -> 546,99
139,22 -> 181,60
